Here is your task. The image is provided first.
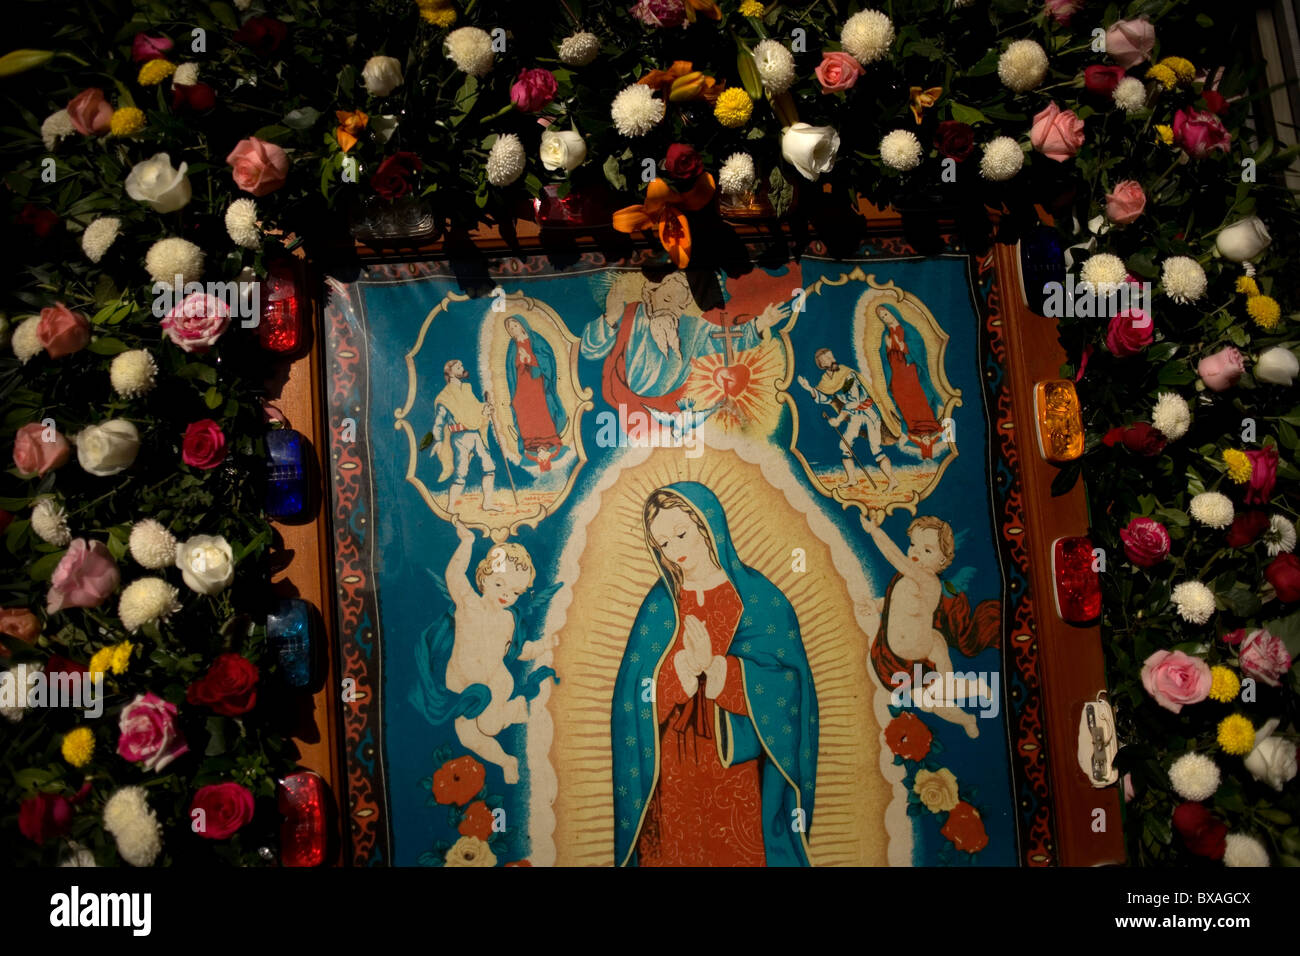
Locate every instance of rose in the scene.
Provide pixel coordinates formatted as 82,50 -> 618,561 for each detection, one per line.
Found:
13,422 -> 71,477
630,0 -> 686,28
182,419 -> 227,469
1102,422 -> 1165,456
1244,447 -> 1278,504
176,535 -> 235,596
1044,0 -> 1082,24
1104,180 -> 1146,225
1173,109 -> 1231,159
18,204 -> 59,238
1221,628 -> 1246,646
1197,347 -> 1244,391
1029,102 -> 1085,162
232,16 -> 287,56
172,81 -> 217,112
661,143 -> 703,181
117,692 -> 189,771
190,782 -> 255,840
883,711 -> 932,761
47,539 -> 120,614
458,800 -> 494,840
1140,649 -> 1211,713
1120,517 -> 1170,567
124,154 -> 192,213
66,88 -> 112,136
37,303 -> 91,359
814,51 -> 864,93
0,608 -> 40,648
18,792 -> 75,845
186,653 -> 258,715
1172,802 -> 1226,859
1243,720 -> 1298,791
1104,309 -> 1152,356
161,292 -> 231,355
226,137 -> 290,197
539,130 -> 587,172
1105,18 -> 1155,70
781,123 -> 840,181
1225,511 -> 1269,548
432,755 -> 486,805
1266,554 -> 1300,602
1256,348 -> 1299,386
361,55 -> 404,97
76,420 -> 140,477
131,33 -> 173,62
1216,216 -> 1271,262
370,151 -> 423,200
1239,630 -> 1293,687
0,510 -> 11,535
444,835 -> 496,867
933,121 -> 975,162
913,768 -> 960,813
1201,90 -> 1229,115
1084,65 -> 1126,97
510,68 -> 557,112
939,801 -> 988,853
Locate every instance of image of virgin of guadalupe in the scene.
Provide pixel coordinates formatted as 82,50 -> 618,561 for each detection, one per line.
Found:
876,303 -> 944,459
503,314 -> 568,471
611,481 -> 818,867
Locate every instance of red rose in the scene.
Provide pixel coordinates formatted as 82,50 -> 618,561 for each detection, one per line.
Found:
18,792 -> 74,845
18,204 -> 59,239
661,144 -> 703,181
458,800 -> 495,840
1266,553 -> 1300,603
1119,517 -> 1170,567
1221,628 -> 1246,646
933,121 -> 975,162
1201,90 -> 1228,115
173,82 -> 217,112
371,151 -> 423,200
940,801 -> 988,853
182,419 -> 227,470
0,510 -> 11,534
190,782 -> 255,840
1173,108 -> 1231,159
131,33 -> 174,62
186,653 -> 259,716
46,654 -> 87,677
510,68 -> 558,113
1102,422 -> 1165,456
232,16 -> 287,57
1225,511 -> 1269,548
883,712 -> 933,762
432,755 -> 486,805
1172,802 -> 1226,859
1244,447 -> 1278,504
1104,308 -> 1152,356
1084,65 -> 1126,97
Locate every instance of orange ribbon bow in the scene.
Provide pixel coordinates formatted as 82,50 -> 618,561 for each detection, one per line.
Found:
335,109 -> 369,153
612,173 -> 716,269
909,86 -> 943,124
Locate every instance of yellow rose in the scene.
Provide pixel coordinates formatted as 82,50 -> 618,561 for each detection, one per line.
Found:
913,767 -> 960,813
444,835 -> 496,867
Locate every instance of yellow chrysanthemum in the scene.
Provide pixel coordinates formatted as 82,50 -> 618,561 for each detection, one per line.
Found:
1235,276 -> 1259,296
1247,295 -> 1282,330
416,0 -> 456,25
1208,666 -> 1240,703
1223,448 -> 1252,484
62,727 -> 94,768
1217,714 -> 1255,755
138,59 -> 176,86
713,87 -> 753,128
739,0 -> 765,16
110,640 -> 133,675
87,646 -> 114,679
109,107 -> 145,137
1145,64 -> 1178,91
1161,56 -> 1196,84
1155,125 -> 1173,146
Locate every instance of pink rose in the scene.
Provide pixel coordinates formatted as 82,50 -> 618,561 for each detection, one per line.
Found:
46,539 -> 120,615
814,52 -> 865,93
1029,102 -> 1085,162
1173,109 -> 1231,159
190,782 -> 256,840
161,292 -> 231,354
1245,447 -> 1278,504
1105,309 -> 1152,356
117,692 -> 189,771
1105,17 -> 1155,70
1140,649 -> 1212,713
225,136 -> 290,197
510,68 -> 557,113
12,421 -> 71,477
1105,180 -> 1146,225
66,88 -> 113,136
37,302 -> 91,359
1238,629 -> 1293,687
1120,517 -> 1170,567
181,419 -> 227,469
131,33 -> 174,63
1197,347 -> 1245,392
1044,0 -> 1082,23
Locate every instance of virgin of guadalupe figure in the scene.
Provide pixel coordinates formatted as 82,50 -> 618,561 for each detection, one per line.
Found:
611,481 -> 818,866
876,304 -> 944,458
504,314 -> 567,470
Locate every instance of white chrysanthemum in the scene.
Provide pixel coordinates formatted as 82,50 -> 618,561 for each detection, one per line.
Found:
144,237 -> 204,285
1079,252 -> 1128,293
1161,256 -> 1207,304
118,577 -> 181,633
841,10 -> 894,66
753,40 -> 796,94
610,84 -> 665,138
41,109 -> 75,151
1265,515 -> 1296,557
1223,833 -> 1270,867
880,129 -> 923,171
558,31 -> 600,67
1189,491 -> 1234,529
998,39 -> 1049,93
224,198 -> 261,250
1169,753 -> 1221,801
128,519 -> 178,569
1171,580 -> 1216,624
718,152 -> 758,197
110,349 -> 159,399
0,664 -> 41,722
1152,392 -> 1191,440
81,216 -> 121,264
173,62 -> 200,86
1113,77 -> 1146,113
11,316 -> 42,364
485,133 -> 526,187
31,496 -> 72,547
58,843 -> 97,867
979,137 -> 1023,181
103,786 -> 162,867
444,26 -> 495,76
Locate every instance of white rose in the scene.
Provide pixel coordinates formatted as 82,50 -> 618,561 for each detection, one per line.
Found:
176,534 -> 235,595
1256,347 -> 1299,386
1216,216 -> 1271,262
124,154 -> 192,214
781,123 -> 840,182
361,56 -> 404,97
1242,719 -> 1298,791
539,130 -> 587,172
76,420 -> 141,477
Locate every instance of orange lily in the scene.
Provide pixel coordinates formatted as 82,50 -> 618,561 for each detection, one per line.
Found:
638,61 -> 695,93
335,109 -> 369,153
684,0 -> 721,21
909,86 -> 943,124
612,173 -> 716,269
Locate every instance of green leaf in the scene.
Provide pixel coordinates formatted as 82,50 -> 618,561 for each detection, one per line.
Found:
768,166 -> 793,218
205,716 -> 228,756
87,336 -> 129,356
601,153 -> 626,192
203,386 -> 223,410
949,103 -> 987,125
1126,253 -> 1159,280
208,2 -> 238,29
90,300 -> 132,326
29,549 -> 65,582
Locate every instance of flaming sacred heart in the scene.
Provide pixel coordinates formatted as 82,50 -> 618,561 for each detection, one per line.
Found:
711,363 -> 751,398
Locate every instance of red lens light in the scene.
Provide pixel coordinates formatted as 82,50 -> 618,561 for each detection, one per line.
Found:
277,771 -> 327,867
1052,536 -> 1101,624
259,260 -> 302,353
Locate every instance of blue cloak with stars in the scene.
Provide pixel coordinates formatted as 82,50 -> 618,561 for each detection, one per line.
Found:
610,481 -> 818,866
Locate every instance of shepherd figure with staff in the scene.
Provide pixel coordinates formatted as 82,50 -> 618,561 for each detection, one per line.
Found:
431,358 -> 514,513
798,347 -> 899,492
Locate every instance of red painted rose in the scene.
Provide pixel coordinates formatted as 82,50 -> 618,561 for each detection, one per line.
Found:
940,801 -> 988,853
182,419 -> 227,470
186,653 -> 259,716
884,711 -> 933,762
432,755 -> 486,805
458,800 -> 495,840
190,782 -> 256,840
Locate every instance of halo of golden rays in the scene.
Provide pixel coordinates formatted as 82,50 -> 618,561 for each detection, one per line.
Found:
683,337 -> 787,434
546,448 -> 890,866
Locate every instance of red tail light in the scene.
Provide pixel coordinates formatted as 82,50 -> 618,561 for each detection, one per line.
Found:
1052,536 -> 1102,624
260,259 -> 303,353
277,771 -> 327,867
